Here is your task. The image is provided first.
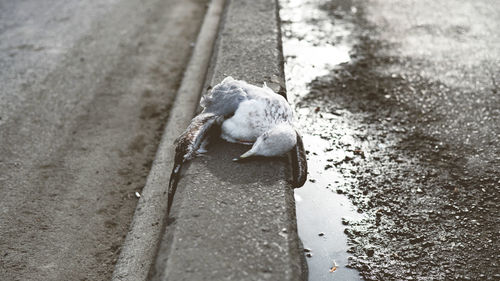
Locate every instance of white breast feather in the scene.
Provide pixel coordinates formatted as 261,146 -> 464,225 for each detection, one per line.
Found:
221,95 -> 294,144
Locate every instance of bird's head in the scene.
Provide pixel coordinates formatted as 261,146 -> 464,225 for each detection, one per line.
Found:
233,123 -> 297,160
233,123 -> 308,188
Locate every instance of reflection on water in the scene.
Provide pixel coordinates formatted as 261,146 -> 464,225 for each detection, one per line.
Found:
294,135 -> 363,281
281,0 -> 353,101
280,0 -> 364,280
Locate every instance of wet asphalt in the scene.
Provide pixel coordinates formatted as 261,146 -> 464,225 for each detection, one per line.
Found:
281,0 -> 499,280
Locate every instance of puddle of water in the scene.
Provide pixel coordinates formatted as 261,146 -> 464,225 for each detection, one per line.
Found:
281,0 -> 353,100
279,0 -> 364,280
294,134 -> 364,281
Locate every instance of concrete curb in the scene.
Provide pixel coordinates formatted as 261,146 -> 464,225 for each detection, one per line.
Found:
150,0 -> 306,280
111,0 -> 226,280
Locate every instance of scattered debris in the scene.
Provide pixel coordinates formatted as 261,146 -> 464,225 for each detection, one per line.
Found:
330,260 -> 338,272
353,149 -> 365,158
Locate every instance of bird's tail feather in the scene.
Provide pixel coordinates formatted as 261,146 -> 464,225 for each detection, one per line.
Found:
167,163 -> 181,214
291,131 -> 308,188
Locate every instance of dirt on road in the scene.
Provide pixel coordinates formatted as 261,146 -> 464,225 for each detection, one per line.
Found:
0,0 -> 207,280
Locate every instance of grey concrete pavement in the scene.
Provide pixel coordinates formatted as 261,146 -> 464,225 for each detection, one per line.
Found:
112,0 -> 225,280
150,0 -> 305,280
0,0 -> 207,280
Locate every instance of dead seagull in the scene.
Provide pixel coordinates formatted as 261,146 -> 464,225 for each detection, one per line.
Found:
168,77 -> 307,208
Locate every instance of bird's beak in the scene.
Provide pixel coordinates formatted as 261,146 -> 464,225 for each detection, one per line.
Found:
232,150 -> 254,162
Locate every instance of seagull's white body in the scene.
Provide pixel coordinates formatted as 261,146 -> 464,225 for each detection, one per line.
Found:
222,99 -> 279,143
219,82 -> 294,145
172,76 -> 307,189
203,77 -> 297,157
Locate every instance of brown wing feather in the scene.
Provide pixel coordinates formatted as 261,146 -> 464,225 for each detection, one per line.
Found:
168,113 -> 222,213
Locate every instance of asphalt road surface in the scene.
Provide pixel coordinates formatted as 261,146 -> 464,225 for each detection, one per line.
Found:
282,0 -> 499,280
0,0 -> 207,280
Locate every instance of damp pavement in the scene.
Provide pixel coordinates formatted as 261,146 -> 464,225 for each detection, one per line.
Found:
0,0 -> 207,280
281,0 -> 499,280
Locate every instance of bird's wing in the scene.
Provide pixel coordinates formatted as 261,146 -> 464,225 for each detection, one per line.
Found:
201,78 -> 248,116
291,131 -> 308,188
168,113 -> 222,213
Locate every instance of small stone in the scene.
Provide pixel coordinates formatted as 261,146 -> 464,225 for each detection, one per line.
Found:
422,241 -> 434,248
365,247 -> 375,257
409,236 -> 424,244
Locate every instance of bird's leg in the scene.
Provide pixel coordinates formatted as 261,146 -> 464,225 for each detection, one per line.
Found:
236,139 -> 254,146
196,138 -> 210,155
